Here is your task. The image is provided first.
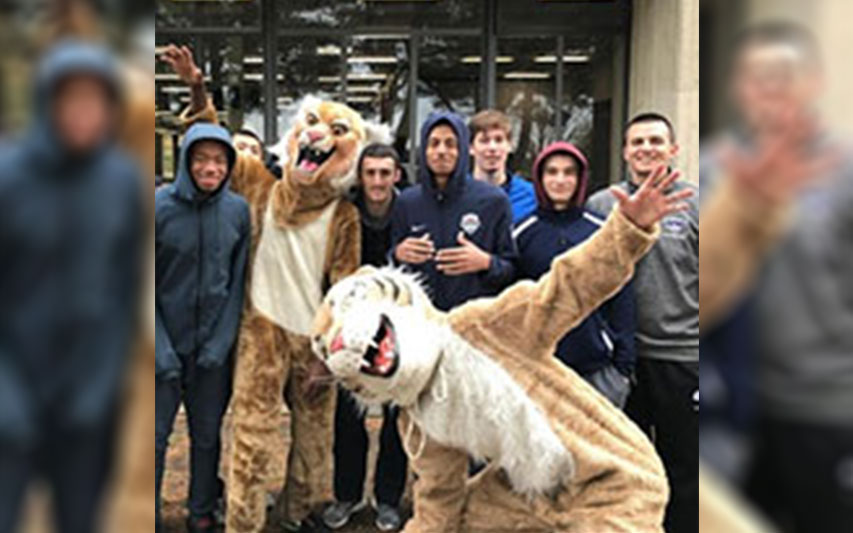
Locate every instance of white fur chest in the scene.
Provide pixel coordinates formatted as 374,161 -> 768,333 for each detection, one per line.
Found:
251,199 -> 338,335
409,329 -> 575,497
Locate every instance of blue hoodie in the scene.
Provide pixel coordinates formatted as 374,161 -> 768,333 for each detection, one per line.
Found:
0,41 -> 143,444
514,142 -> 636,377
155,123 -> 250,380
501,171 -> 538,224
390,112 -> 517,311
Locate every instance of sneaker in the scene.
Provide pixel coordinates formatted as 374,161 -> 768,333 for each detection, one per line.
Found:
283,512 -> 329,533
374,503 -> 403,531
186,514 -> 219,532
322,500 -> 367,529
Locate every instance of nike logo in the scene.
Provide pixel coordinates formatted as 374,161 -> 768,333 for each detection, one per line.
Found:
410,224 -> 427,233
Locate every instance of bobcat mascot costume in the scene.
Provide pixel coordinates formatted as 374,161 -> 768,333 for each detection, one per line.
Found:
183,95 -> 386,532
311,172 -> 688,532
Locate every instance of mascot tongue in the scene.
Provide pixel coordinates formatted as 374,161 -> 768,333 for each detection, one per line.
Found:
298,159 -> 319,173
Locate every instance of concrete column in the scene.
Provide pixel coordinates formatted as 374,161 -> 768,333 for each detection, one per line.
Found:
628,0 -> 699,184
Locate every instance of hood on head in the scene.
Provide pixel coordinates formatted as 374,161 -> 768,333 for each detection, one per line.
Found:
32,40 -> 121,154
418,111 -> 470,198
531,141 -> 590,210
175,123 -> 237,201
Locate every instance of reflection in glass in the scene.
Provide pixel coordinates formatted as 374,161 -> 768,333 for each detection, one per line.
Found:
278,0 -> 481,30
497,37 -> 557,177
156,0 -> 261,30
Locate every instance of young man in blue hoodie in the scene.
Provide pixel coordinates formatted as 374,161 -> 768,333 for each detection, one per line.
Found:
390,111 -> 517,312
155,123 -> 250,533
468,109 -> 537,224
0,41 -> 144,533
514,141 -> 636,408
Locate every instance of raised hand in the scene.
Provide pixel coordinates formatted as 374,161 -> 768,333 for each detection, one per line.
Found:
612,166 -> 693,231
159,44 -> 203,87
717,109 -> 839,204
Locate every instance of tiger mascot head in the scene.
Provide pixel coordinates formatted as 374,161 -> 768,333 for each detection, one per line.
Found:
311,265 -> 444,408
272,96 -> 391,192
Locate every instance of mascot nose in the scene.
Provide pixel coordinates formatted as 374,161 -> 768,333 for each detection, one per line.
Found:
329,330 -> 345,354
306,130 -> 324,144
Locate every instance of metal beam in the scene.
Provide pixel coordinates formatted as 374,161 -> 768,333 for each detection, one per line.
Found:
262,0 -> 278,144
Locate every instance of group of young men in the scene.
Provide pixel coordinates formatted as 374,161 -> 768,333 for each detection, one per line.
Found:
155,74 -> 699,531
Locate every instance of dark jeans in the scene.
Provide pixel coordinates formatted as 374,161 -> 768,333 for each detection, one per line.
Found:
333,387 -> 407,506
0,416 -> 116,533
155,353 -> 232,525
746,417 -> 853,533
626,358 -> 699,533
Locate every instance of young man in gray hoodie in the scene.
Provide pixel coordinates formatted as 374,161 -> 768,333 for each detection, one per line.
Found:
587,112 -> 699,533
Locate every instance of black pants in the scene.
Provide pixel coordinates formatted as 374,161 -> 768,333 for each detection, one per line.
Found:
333,387 -> 407,506
155,354 -> 232,525
0,416 -> 116,533
746,417 -> 853,533
626,358 -> 698,533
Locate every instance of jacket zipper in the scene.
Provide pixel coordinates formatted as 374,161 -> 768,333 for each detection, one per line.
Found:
195,201 -> 203,353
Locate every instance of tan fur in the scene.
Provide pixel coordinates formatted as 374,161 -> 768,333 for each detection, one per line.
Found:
315,209 -> 669,533
182,98 -> 363,532
108,70 -> 156,533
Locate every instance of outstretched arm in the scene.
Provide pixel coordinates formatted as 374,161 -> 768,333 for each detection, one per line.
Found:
160,44 -> 276,200
159,45 -> 208,117
449,167 -> 692,361
699,110 -> 839,328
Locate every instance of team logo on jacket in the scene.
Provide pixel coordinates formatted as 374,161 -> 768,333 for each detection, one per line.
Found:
662,215 -> 688,237
459,212 -> 481,236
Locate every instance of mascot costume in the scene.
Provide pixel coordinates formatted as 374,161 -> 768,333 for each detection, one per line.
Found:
311,169 -> 691,532
182,92 -> 387,531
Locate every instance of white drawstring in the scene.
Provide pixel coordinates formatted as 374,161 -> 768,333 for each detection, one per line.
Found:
403,404 -> 427,461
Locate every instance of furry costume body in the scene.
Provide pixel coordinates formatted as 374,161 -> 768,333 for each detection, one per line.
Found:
183,97 -> 378,532
313,208 -> 669,532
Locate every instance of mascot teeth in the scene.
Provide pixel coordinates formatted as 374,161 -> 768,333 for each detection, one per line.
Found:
297,145 -> 335,173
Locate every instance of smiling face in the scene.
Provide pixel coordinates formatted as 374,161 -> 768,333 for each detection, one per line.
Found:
360,156 -> 400,206
623,120 -> 679,183
311,267 -> 442,406
425,124 -> 460,184
190,140 -> 230,192
541,154 -> 579,210
285,97 -> 368,189
470,126 -> 512,176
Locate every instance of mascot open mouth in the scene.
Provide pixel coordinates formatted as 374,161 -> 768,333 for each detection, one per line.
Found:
296,145 -> 335,173
361,314 -> 399,378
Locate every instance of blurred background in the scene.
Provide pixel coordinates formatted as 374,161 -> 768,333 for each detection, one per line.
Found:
700,1 -> 853,532
0,1 -> 153,532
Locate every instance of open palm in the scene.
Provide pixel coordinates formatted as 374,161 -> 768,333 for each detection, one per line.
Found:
613,166 -> 693,231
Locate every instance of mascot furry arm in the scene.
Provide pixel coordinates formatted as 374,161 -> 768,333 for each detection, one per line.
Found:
181,95 -> 387,532
311,173 -> 690,533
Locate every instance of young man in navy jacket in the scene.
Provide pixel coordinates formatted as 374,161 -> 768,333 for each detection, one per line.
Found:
514,141 -> 636,408
155,123 -> 250,533
391,112 -> 517,312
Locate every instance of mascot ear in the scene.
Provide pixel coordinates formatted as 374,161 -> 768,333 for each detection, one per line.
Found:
268,136 -> 290,168
355,265 -> 379,277
364,121 -> 393,146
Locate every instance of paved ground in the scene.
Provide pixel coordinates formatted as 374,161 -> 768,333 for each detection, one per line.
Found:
161,409 -> 412,532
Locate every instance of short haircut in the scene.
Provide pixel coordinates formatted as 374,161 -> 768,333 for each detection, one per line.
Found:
733,20 -> 821,68
357,143 -> 400,177
234,128 -> 263,145
624,112 -> 676,144
469,109 -> 512,141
